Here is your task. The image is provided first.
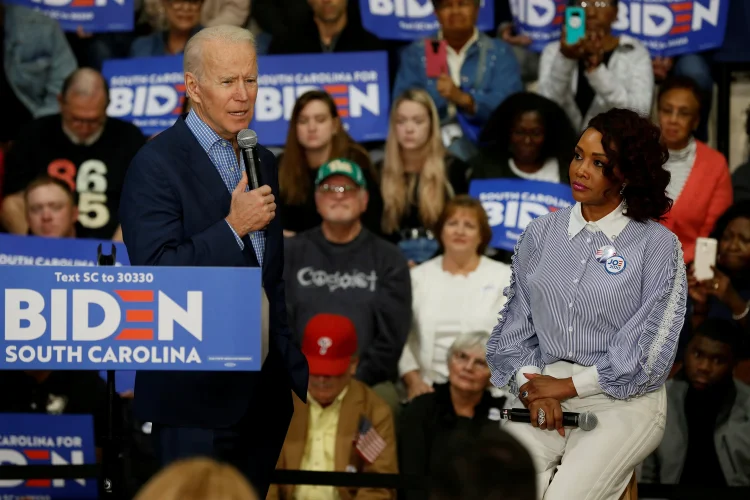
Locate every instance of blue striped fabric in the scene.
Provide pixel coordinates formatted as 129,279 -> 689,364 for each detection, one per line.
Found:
486,205 -> 687,400
185,111 -> 265,267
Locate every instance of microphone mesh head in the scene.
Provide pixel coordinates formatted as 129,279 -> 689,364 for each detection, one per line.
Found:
578,412 -> 598,431
237,129 -> 258,148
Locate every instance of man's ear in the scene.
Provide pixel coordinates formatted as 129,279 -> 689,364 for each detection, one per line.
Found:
185,73 -> 201,105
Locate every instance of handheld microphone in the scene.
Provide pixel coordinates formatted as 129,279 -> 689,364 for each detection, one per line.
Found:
237,129 -> 262,190
500,408 -> 598,431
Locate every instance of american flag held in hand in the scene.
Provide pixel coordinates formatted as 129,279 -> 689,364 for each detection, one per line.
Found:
354,415 -> 386,464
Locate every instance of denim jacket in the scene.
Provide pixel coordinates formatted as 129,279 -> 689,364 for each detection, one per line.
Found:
392,32 -> 522,128
3,5 -> 78,118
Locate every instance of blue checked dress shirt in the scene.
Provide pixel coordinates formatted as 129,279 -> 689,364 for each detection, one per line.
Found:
185,111 -> 265,267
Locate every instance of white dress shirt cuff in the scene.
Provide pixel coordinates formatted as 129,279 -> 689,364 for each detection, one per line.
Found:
572,365 -> 603,398
516,365 -> 543,389
225,220 -> 245,250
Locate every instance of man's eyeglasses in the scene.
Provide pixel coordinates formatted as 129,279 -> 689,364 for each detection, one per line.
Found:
317,184 -> 360,195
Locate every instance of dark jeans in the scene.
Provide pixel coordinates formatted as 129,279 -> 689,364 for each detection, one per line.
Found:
150,358 -> 294,497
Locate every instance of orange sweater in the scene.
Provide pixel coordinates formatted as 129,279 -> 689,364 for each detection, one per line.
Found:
661,141 -> 733,263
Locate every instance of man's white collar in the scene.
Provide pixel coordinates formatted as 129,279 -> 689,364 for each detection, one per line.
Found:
568,201 -> 629,242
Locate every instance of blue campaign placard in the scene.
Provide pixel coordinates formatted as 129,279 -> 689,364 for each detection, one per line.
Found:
103,55 -> 186,138
510,0 -> 729,56
360,0 -> 494,40
470,179 -> 575,251
4,0 -> 134,33
0,266 -> 262,371
0,234 -> 130,267
0,413 -> 97,499
103,52 -> 390,144
252,51 -> 390,145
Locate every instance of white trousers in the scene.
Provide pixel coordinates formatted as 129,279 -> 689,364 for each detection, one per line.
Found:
502,361 -> 667,500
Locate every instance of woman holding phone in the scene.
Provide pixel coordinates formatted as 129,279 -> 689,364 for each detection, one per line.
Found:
487,108 -> 686,500
539,0 -> 653,130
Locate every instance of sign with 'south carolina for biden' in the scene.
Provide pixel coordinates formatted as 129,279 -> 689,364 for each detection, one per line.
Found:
0,266 -> 262,371
4,0 -> 134,33
0,414 -> 97,499
470,179 -> 575,251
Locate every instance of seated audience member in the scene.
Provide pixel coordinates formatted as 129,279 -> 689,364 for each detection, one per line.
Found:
1,68 -> 146,240
380,89 -> 468,264
392,0 -> 522,158
399,332 -> 506,500
130,0 -> 204,57
0,3 -> 77,144
658,76 -> 732,263
400,196 -> 512,400
538,0 -> 653,130
0,370 -> 114,448
284,159 -> 411,396
470,92 -> 576,183
429,427 -> 536,500
641,319 -> 750,487
688,203 -> 750,383
732,106 -> 750,204
278,91 -> 383,236
25,176 -> 78,238
135,457 -> 258,500
201,0 -> 250,27
268,314 -> 398,500
268,0 -> 382,54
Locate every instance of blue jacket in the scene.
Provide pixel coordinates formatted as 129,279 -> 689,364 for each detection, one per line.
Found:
3,5 -> 77,118
119,115 -> 309,427
129,27 -> 203,58
392,33 -> 522,127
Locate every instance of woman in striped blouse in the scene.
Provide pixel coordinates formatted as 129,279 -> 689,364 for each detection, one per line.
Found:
487,108 -> 687,500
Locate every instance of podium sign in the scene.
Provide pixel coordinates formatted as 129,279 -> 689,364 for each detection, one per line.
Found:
0,413 -> 97,499
0,266 -> 262,371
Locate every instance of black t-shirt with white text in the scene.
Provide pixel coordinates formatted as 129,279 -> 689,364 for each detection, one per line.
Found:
2,115 -> 146,239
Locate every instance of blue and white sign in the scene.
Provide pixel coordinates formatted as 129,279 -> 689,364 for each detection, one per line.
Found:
510,0 -> 729,56
360,0 -> 494,40
470,179 -> 575,251
0,234 -> 130,267
103,55 -> 186,138
4,0 -> 134,33
252,52 -> 390,145
104,52 -> 390,144
509,0 -> 566,53
0,266 -> 263,371
0,413 -> 97,499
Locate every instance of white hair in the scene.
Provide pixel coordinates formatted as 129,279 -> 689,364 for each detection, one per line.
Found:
183,25 -> 256,81
447,331 -> 491,363
63,68 -> 107,101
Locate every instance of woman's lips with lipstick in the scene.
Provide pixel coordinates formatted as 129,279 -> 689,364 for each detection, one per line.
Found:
572,182 -> 589,192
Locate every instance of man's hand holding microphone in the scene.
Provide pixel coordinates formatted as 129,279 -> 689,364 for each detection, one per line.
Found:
225,171 -> 276,237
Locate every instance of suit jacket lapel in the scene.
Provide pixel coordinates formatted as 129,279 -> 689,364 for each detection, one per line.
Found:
175,117 -> 232,220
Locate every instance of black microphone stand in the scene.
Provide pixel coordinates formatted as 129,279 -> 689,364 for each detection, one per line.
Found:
97,244 -> 121,498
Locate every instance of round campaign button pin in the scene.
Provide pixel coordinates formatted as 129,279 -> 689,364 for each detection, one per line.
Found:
605,256 -> 626,274
595,245 -> 617,263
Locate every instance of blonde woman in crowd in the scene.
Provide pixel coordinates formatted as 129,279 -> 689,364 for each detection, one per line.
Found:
134,458 -> 258,500
380,89 -> 469,266
399,196 -> 511,400
277,90 -> 383,236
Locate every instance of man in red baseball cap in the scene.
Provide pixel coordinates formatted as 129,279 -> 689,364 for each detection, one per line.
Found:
269,313 -> 398,500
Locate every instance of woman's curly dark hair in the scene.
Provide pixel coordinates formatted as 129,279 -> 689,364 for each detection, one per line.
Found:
586,108 -> 671,222
478,91 -> 577,165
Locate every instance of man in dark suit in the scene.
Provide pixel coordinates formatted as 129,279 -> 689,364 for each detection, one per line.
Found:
118,25 -> 308,497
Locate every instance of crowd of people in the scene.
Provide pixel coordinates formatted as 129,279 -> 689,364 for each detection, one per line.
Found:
1,0 -> 750,498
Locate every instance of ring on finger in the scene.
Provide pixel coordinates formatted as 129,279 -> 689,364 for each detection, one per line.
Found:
521,391 -> 529,399
537,408 -> 546,426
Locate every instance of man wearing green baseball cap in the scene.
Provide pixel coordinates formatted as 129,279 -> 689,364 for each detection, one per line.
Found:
284,157 -> 412,413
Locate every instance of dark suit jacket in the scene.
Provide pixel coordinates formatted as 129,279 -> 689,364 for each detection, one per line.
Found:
119,115 -> 309,428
